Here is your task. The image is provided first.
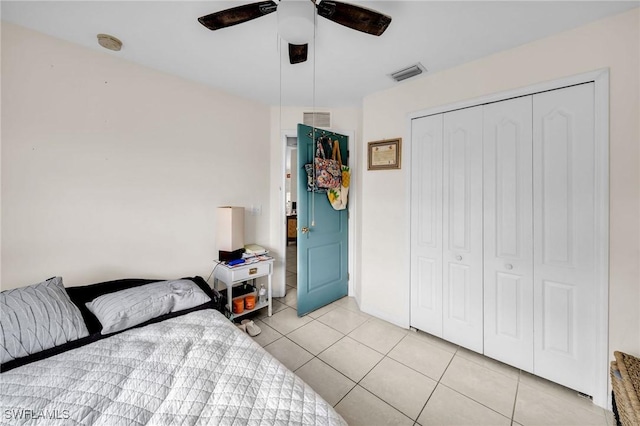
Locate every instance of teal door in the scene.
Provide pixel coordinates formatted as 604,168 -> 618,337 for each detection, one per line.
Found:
297,124 -> 349,316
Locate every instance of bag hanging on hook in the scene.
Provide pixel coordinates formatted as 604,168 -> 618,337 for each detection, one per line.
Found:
314,137 -> 342,189
304,164 -> 326,193
304,137 -> 328,193
328,141 -> 350,211
304,136 -> 340,192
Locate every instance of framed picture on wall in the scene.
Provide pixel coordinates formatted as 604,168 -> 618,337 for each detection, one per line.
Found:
368,138 -> 402,170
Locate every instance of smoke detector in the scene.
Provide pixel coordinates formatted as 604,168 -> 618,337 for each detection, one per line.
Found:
389,63 -> 426,82
97,34 -> 122,51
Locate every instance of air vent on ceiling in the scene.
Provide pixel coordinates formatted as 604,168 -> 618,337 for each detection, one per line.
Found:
303,112 -> 331,128
389,63 -> 426,82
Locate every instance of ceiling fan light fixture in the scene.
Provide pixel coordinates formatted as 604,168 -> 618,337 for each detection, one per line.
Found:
277,0 -> 315,45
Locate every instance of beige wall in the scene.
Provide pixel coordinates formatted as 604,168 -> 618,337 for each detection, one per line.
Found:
1,23 -> 271,289
359,8 -> 640,358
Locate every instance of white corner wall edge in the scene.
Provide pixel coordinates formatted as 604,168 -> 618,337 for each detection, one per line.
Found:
406,68 -> 610,409
360,301 -> 411,330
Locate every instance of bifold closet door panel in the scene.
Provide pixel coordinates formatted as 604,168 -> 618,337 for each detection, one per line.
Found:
410,114 -> 444,336
483,96 -> 534,372
533,83 -> 597,396
442,106 -> 484,353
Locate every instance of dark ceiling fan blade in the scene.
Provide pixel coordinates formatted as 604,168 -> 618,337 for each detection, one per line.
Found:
289,44 -> 308,64
316,0 -> 391,36
198,1 -> 277,31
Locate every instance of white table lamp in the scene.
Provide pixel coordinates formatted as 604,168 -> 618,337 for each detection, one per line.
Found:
217,206 -> 245,261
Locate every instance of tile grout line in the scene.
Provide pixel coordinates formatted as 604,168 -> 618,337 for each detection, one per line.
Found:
314,308 -> 371,335
436,381 -> 514,422
263,305 -> 469,419
288,317 -> 350,380
385,333 -> 459,380
262,303 -> 513,424
434,349 -> 517,423
261,306 -> 314,335
413,346 -> 518,424
414,344 -> 460,423
455,348 -> 522,379
322,322 -> 400,409
331,328 -> 416,422
269,285 -> 608,424
288,327 -> 361,408
265,291 -> 524,423
277,264 -> 380,412
354,385 -> 416,424
510,370 -> 521,425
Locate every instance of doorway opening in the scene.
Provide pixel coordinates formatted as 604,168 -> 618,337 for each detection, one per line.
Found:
283,134 -> 299,309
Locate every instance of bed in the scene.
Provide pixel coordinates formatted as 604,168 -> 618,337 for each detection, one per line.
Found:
0,276 -> 346,425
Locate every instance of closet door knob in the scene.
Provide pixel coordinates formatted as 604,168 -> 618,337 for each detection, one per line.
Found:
455,255 -> 462,261
301,227 -> 310,234
505,264 -> 513,270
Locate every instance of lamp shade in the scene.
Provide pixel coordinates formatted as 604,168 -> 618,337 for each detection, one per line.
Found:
216,206 -> 245,252
277,0 -> 314,45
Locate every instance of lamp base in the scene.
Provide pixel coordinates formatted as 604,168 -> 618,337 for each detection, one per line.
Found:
219,248 -> 245,262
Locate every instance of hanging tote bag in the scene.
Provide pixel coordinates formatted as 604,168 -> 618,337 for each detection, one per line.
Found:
314,138 -> 342,189
304,137 -> 332,193
328,141 -> 351,210
304,163 -> 326,193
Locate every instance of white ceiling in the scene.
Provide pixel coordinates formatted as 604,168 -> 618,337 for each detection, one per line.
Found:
2,1 -> 638,107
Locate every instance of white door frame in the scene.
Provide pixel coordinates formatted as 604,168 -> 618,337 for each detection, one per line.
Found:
280,128 -> 357,297
407,68 -> 610,408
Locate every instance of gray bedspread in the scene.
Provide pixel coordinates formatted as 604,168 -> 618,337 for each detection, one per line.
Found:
0,310 -> 347,425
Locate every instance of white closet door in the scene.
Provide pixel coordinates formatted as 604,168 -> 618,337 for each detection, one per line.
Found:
410,114 -> 444,336
483,96 -> 534,372
533,83 -> 597,396
442,106 -> 484,352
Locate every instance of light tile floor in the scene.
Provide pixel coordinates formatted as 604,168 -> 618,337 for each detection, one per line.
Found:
249,245 -> 615,426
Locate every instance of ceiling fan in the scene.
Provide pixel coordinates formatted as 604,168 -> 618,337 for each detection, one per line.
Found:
198,0 -> 392,64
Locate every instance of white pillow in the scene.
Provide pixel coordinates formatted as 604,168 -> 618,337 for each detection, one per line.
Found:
86,279 -> 210,335
1,277 -> 89,364
169,280 -> 212,312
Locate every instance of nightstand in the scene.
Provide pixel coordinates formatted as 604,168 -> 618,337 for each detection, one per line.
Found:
212,257 -> 273,319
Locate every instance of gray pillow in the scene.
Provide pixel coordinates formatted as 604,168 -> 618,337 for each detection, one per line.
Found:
86,279 -> 211,335
0,277 -> 90,364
